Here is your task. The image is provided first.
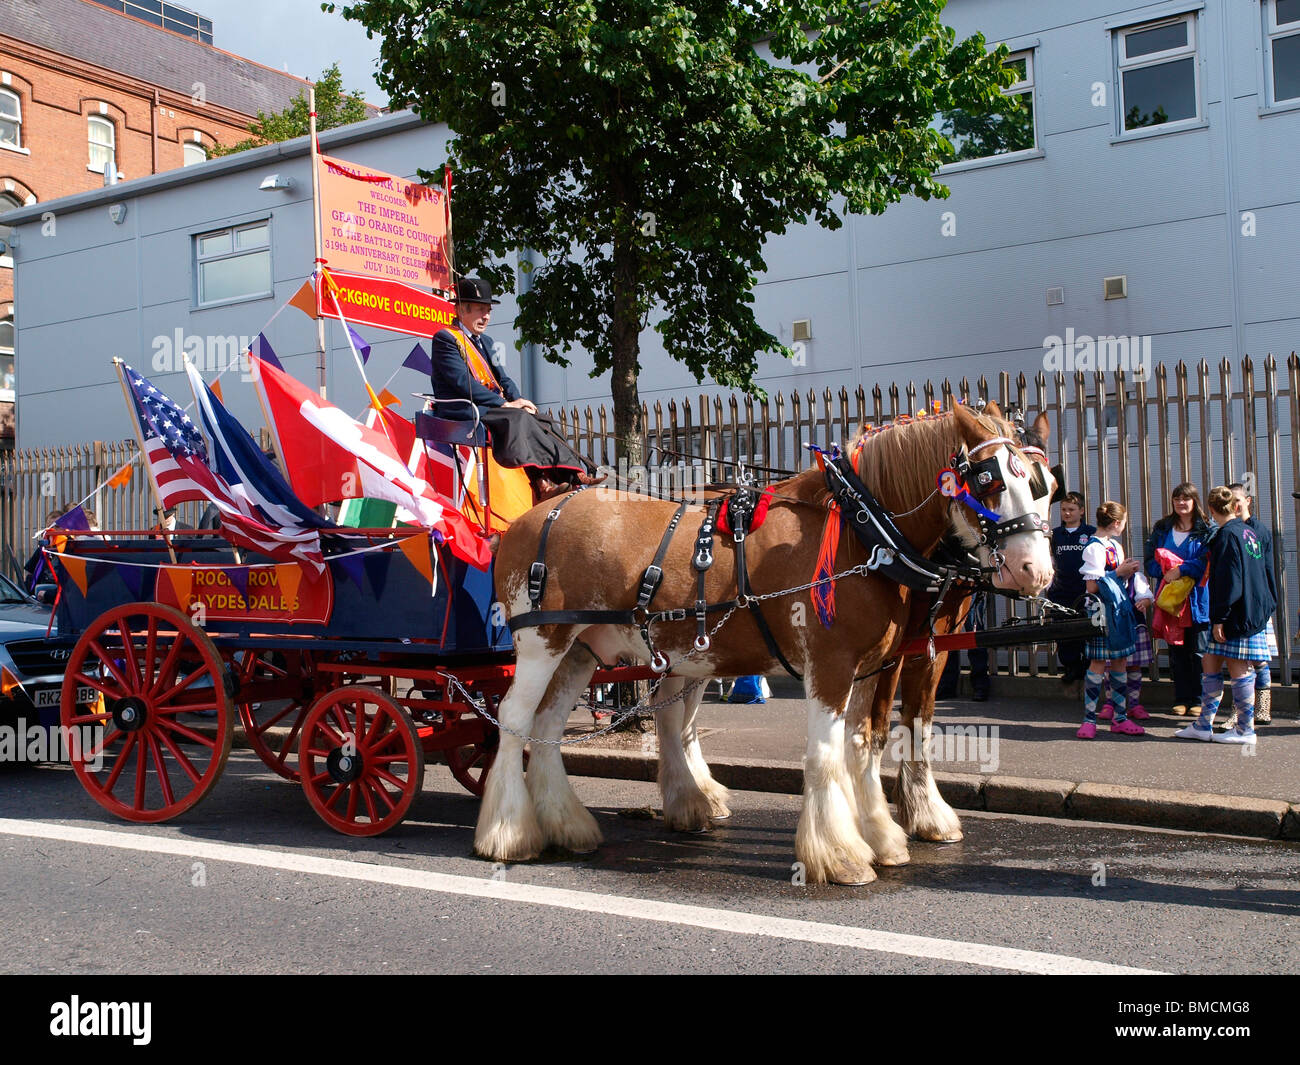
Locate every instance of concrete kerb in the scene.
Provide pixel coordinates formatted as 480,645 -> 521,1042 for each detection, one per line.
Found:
559,748 -> 1297,841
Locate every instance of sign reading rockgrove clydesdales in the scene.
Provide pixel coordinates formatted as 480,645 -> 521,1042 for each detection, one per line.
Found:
317,270 -> 456,340
155,564 -> 334,624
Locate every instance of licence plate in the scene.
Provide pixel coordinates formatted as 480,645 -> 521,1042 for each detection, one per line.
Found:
34,686 -> 98,708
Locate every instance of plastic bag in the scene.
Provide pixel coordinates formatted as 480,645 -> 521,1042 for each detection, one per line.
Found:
1156,575 -> 1194,613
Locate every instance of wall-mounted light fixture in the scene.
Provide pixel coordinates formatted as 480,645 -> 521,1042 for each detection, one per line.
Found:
259,173 -> 293,191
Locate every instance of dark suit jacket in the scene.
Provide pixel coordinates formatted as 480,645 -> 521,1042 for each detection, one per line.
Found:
430,324 -> 521,419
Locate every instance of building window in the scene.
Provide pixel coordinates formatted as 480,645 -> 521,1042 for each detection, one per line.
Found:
195,222 -> 272,307
88,116 -> 116,174
0,89 -> 20,149
938,50 -> 1037,162
183,141 -> 208,167
0,315 -> 13,404
1116,14 -> 1200,132
0,192 -> 19,269
1266,0 -> 1300,104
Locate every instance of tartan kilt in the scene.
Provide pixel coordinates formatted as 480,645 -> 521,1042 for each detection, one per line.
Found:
1265,617 -> 1278,658
1128,624 -> 1154,668
1086,633 -> 1135,661
1206,628 -> 1271,661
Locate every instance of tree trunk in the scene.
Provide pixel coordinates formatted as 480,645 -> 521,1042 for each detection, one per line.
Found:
610,223 -> 644,466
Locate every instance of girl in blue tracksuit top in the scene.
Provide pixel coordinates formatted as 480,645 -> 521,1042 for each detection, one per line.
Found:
1143,483 -> 1214,716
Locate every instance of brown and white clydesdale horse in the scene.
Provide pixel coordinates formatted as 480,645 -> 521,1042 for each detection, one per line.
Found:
841,408 -> 1058,862
476,402 -> 1056,884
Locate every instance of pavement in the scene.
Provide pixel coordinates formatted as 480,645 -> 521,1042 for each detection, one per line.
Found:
557,673 -> 1300,843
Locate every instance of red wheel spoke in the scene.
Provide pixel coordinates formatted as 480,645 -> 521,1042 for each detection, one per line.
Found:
119,623 -> 143,692
155,726 -> 202,785
362,706 -> 388,747
359,781 -> 378,821
305,746 -> 335,760
369,753 -> 411,766
154,665 -> 212,707
143,617 -> 159,689
152,701 -> 220,717
88,640 -> 132,694
369,727 -> 405,755
101,732 -> 138,794
347,785 -> 361,822
146,734 -> 175,807
149,638 -> 185,699
72,671 -> 124,703
134,735 -> 148,809
308,769 -> 334,787
324,782 -> 348,811
372,767 -> 409,792
313,720 -> 347,749
83,728 -> 124,762
156,717 -> 216,749
66,710 -> 112,727
250,701 -> 301,734
329,704 -> 354,740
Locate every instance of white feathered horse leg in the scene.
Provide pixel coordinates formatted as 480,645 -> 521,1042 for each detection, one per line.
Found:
527,642 -> 604,852
682,679 -> 730,819
655,676 -> 714,833
843,674 -> 910,866
796,679 -> 878,885
474,628 -> 573,862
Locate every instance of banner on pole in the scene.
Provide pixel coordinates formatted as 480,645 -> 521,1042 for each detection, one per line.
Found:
317,154 -> 452,294
316,270 -> 456,340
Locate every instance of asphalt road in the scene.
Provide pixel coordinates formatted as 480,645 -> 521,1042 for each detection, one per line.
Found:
2,753 -> 1297,976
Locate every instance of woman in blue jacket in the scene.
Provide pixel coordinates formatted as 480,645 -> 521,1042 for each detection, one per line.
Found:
1143,482 -> 1214,715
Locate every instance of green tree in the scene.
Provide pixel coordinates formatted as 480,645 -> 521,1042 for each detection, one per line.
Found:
210,63 -> 369,156
332,1 -> 1012,460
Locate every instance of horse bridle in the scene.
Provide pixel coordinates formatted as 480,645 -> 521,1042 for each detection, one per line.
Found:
948,435 -> 1056,557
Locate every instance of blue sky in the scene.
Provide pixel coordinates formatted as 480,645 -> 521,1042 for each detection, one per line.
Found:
198,0 -> 386,104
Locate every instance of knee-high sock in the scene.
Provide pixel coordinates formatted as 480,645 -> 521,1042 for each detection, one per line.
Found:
1108,670 -> 1128,723
1231,674 -> 1256,732
1127,669 -> 1142,707
1254,661 -> 1270,692
1083,670 -> 1104,722
1196,675 -> 1224,730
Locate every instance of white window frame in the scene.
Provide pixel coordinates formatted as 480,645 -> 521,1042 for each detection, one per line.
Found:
0,314 -> 14,404
1115,13 -> 1202,135
194,220 -> 273,309
1264,0 -> 1300,105
936,48 -> 1041,172
0,88 -> 21,150
182,141 -> 208,167
88,116 -> 116,174
0,192 -> 20,269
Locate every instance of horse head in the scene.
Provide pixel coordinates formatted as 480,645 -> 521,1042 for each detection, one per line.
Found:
945,401 -> 1056,596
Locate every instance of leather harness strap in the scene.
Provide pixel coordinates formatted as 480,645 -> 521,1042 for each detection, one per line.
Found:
637,500 -> 688,611
729,487 -> 804,681
528,485 -> 588,608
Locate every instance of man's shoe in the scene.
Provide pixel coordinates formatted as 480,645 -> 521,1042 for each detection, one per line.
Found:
576,471 -> 608,486
532,477 -> 570,504
1174,723 -> 1215,741
1170,704 -> 1188,716
1213,727 -> 1257,745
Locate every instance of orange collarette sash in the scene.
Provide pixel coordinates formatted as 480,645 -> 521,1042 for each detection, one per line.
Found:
448,325 -> 502,394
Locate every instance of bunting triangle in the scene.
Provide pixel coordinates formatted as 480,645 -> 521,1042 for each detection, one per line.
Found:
288,279 -> 318,320
164,566 -> 194,606
61,556 -> 89,596
275,563 -> 302,607
397,532 -> 434,586
119,563 -> 147,600
335,552 -> 366,590
106,462 -> 134,489
224,567 -> 250,600
86,561 -> 111,589
363,549 -> 391,599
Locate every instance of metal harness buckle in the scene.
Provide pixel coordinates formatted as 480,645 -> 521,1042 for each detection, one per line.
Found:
527,561 -> 548,605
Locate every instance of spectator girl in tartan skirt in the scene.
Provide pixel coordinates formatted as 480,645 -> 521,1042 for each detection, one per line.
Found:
1077,502 -> 1153,739
1175,486 -> 1277,745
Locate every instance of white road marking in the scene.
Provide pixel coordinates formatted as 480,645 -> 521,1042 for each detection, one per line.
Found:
0,818 -> 1163,975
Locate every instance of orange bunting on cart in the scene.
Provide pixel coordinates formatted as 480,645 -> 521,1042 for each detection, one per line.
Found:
288,278 -> 319,320
106,462 -> 134,489
397,533 -> 436,587
60,556 -> 89,596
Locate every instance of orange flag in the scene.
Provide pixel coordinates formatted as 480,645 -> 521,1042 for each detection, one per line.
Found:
378,388 -> 401,409
274,563 -> 302,608
163,566 -> 194,607
62,556 -> 89,595
288,279 -> 318,320
397,533 -> 435,586
106,462 -> 134,489
210,378 -> 224,404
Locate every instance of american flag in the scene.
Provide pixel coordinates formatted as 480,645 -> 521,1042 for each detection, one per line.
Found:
121,363 -> 324,571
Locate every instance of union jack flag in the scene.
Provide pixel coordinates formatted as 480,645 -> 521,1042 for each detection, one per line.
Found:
120,363 -> 324,571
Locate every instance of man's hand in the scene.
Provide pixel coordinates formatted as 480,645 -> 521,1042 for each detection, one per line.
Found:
505,397 -> 538,414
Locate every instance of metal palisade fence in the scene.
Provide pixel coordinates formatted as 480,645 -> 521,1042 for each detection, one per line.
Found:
2,355 -> 1295,682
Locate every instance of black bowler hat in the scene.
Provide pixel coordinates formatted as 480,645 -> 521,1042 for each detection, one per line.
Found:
455,277 -> 500,305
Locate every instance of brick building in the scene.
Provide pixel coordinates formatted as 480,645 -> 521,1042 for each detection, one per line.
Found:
0,0 -> 313,443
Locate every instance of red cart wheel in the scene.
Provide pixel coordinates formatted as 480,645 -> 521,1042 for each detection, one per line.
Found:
299,686 -> 423,836
59,603 -> 233,823
445,729 -> 499,797
236,649 -> 319,782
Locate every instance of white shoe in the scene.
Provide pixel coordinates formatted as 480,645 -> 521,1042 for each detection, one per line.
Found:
1212,728 -> 1256,745
1174,723 -> 1215,741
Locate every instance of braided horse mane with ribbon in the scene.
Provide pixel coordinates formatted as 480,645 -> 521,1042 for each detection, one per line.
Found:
473,399 -> 1057,885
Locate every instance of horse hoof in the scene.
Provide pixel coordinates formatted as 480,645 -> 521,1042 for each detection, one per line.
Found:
710,811 -> 732,821
829,865 -> 877,886
914,830 -> 963,844
875,849 -> 911,867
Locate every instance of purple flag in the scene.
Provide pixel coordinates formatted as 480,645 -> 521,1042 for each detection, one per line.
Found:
334,552 -> 366,590
402,343 -> 432,377
346,325 -> 371,365
223,567 -> 250,600
250,334 -> 282,371
363,550 -> 391,599
119,563 -> 147,600
53,505 -> 90,531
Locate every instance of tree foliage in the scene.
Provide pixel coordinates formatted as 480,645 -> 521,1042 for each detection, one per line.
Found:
210,63 -> 370,157
331,0 -> 1012,458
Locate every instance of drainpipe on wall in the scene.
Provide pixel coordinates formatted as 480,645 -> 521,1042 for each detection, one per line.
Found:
151,89 -> 159,174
